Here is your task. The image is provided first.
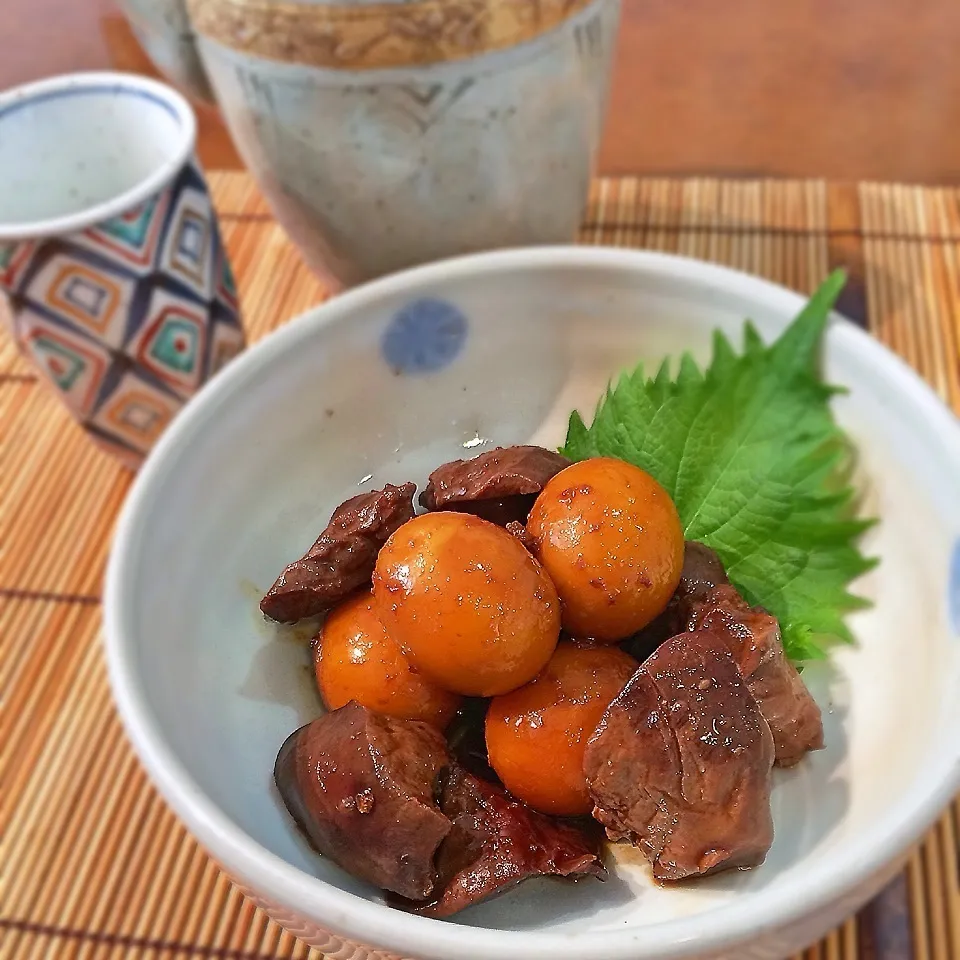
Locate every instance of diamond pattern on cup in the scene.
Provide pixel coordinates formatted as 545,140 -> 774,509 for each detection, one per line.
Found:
127,286 -> 209,399
160,185 -> 214,299
91,370 -> 181,455
73,191 -> 172,273
1,158 -> 244,468
16,308 -> 112,418
0,239 -> 38,293
207,314 -> 245,377
22,253 -> 136,348
215,241 -> 239,312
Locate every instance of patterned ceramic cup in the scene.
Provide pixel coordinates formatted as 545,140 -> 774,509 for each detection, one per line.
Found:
0,72 -> 244,470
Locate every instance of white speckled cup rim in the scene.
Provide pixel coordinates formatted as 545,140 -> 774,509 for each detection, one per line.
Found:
0,71 -> 196,242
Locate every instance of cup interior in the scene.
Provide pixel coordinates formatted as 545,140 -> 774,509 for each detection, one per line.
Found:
0,73 -> 194,236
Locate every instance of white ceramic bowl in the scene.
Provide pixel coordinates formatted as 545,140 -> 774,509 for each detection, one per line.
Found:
104,248 -> 960,960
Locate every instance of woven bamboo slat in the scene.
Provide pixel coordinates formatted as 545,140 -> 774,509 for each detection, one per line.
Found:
1,172 -> 958,960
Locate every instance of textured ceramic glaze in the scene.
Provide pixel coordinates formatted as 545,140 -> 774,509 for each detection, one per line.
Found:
186,0 -> 620,285
119,0 -> 214,103
0,73 -> 243,469
188,0 -> 603,70
105,249 -> 960,960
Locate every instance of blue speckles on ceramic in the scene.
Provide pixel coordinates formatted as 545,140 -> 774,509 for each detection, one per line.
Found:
949,540 -> 960,635
381,297 -> 467,375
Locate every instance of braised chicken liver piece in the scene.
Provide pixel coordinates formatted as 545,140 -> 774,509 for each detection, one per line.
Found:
419,446 -> 570,526
399,766 -> 604,917
688,584 -> 824,767
261,482 -> 416,623
624,540 -> 730,659
274,702 -> 452,899
584,630 -> 775,881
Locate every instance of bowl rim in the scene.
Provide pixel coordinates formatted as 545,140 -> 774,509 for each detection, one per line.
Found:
104,246 -> 960,960
0,70 -> 197,241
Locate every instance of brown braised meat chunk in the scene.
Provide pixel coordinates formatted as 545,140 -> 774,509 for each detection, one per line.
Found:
674,541 -> 731,610
261,482 -> 416,623
274,702 -> 452,900
446,698 -> 498,781
584,631 -> 775,881
623,545 -> 823,768
624,540 -> 730,660
419,446 -> 571,526
505,520 -> 537,552
688,584 -> 824,767
400,766 -> 604,917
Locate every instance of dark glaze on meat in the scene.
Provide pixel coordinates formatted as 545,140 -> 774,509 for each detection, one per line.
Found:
398,766 -> 605,917
688,584 -> 824,767
505,520 -> 537,553
584,631 -> 775,881
274,702 -> 452,899
624,540 -> 730,660
261,482 -> 416,623
627,543 -> 823,767
446,698 -> 498,781
277,703 -> 603,913
673,541 -> 731,610
419,446 -> 571,526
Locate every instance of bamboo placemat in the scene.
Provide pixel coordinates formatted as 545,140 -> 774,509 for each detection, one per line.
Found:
2,173 -> 959,960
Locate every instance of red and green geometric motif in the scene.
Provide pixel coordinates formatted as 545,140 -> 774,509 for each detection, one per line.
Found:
79,193 -> 170,271
0,240 -> 37,292
129,288 -> 209,398
17,311 -> 110,418
146,314 -> 200,374
3,162 -> 244,468
32,335 -> 86,390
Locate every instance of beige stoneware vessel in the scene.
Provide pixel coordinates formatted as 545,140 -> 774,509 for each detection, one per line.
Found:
185,0 -> 620,285
119,0 -> 215,103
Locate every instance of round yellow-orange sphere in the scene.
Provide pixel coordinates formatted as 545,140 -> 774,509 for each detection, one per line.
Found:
316,590 -> 461,727
485,641 -> 639,815
526,457 -> 684,642
372,512 -> 561,697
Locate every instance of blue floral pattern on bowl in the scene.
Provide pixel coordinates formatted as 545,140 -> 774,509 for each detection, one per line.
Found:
381,297 -> 467,374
